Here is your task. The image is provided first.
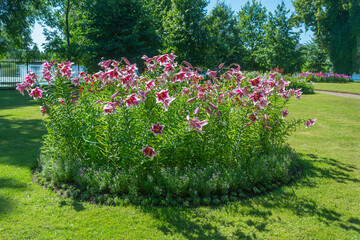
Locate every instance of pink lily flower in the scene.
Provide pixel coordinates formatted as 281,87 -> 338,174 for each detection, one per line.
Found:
249,91 -> 264,102
281,109 -> 289,119
58,98 -> 65,105
146,80 -> 155,90
138,90 -> 149,100
155,90 -> 170,103
193,107 -> 200,115
183,61 -> 193,69
248,113 -> 257,122
208,102 -> 218,111
163,97 -> 175,111
304,118 -> 317,128
122,57 -> 131,65
102,102 -> 116,114
39,106 -> 47,116
124,94 -> 141,107
186,115 -> 208,132
24,71 -> 38,86
142,146 -> 157,158
150,123 -> 164,135
207,69 -> 218,79
29,87 -> 43,100
110,92 -> 120,99
249,77 -> 261,88
16,82 -> 31,95
71,77 -> 80,86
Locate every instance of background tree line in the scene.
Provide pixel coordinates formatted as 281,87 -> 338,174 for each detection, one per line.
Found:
0,0 -> 359,74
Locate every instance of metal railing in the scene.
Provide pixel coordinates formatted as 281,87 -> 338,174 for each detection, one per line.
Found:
0,60 -> 84,89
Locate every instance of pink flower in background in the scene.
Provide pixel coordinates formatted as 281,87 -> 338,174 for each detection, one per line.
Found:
157,54 -> 170,65
207,69 -> 218,79
29,87 -> 43,100
249,77 -> 261,87
150,123 -> 164,135
71,77 -> 80,86
138,90 -> 149,100
248,113 -> 257,122
58,61 -> 73,78
58,98 -> 65,105
110,92 -> 120,99
125,94 -> 141,107
24,71 -> 38,86
249,91 -> 264,102
193,107 -> 200,115
183,61 -> 193,69
281,109 -> 289,119
39,106 -> 47,116
156,90 -> 170,103
186,115 -> 208,132
99,59 -> 112,69
265,126 -> 272,131
163,63 -> 175,73
208,102 -> 218,111
142,146 -> 157,158
16,82 -> 31,95
122,57 -> 131,65
295,89 -> 302,100
163,97 -> 175,111
304,118 -> 317,128
146,80 -> 155,90
102,102 -> 116,114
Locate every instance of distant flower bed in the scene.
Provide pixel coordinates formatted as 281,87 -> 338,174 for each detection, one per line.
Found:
283,75 -> 315,94
17,53 -> 316,206
297,72 -> 351,83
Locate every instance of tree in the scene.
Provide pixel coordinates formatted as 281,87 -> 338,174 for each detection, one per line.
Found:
205,1 -> 246,68
76,0 -> 160,71
256,2 -> 302,73
293,0 -> 360,74
0,0 -> 44,57
238,0 -> 267,70
300,41 -> 332,72
42,0 -> 82,62
162,0 -> 209,67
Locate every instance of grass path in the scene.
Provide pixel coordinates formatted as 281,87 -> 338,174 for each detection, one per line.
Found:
314,82 -> 360,95
1,91 -> 360,239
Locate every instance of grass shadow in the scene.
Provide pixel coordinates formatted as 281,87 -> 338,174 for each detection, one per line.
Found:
298,153 -> 359,186
0,178 -> 28,217
0,90 -> 38,110
0,116 -> 45,168
138,153 -> 360,238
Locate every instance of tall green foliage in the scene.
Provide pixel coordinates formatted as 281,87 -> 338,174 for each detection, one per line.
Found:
0,0 -> 45,57
162,0 -> 209,67
300,41 -> 332,72
238,0 -> 267,70
205,2 -> 246,68
256,2 -> 301,73
78,0 -> 160,71
293,0 -> 360,74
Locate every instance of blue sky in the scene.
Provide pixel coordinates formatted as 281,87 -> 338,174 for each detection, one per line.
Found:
32,0 -> 313,51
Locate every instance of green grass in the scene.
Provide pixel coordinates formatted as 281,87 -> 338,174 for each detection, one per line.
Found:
1,90 -> 360,239
314,82 -> 360,94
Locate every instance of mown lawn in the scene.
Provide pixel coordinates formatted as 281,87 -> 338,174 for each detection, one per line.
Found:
1,91 -> 360,239
314,82 -> 360,94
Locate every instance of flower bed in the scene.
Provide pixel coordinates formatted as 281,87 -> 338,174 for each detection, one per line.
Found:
17,53 -> 316,206
297,72 -> 351,83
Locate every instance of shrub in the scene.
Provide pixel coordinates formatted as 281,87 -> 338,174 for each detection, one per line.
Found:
283,75 -> 315,94
18,54 -> 316,205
